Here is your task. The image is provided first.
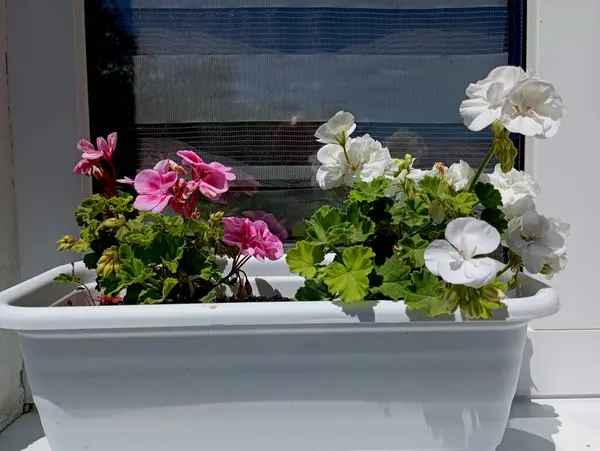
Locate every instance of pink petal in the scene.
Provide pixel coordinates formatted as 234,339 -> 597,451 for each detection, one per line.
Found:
208,162 -> 237,181
107,133 -> 117,151
77,139 -> 95,153
133,193 -> 172,213
134,169 -> 163,195
117,176 -> 135,186
153,159 -> 172,174
82,150 -> 103,160
73,159 -> 93,176
96,137 -> 109,154
161,171 -> 179,189
177,150 -> 204,167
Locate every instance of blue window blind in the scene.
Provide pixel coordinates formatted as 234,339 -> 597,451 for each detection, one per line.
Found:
85,0 -> 525,239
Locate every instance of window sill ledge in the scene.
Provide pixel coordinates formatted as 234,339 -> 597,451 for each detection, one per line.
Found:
1,398 -> 599,451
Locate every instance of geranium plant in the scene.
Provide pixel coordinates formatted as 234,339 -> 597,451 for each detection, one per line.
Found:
287,66 -> 569,319
56,136 -> 284,305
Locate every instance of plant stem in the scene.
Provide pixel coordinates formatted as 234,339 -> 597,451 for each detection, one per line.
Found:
467,143 -> 496,192
496,262 -> 513,278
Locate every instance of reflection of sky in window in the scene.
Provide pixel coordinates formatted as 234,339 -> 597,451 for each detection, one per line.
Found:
99,1 -> 513,139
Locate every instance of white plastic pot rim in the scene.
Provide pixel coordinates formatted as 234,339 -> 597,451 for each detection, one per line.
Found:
0,261 -> 559,331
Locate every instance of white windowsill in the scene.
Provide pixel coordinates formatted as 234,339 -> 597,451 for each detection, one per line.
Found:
1,398 -> 599,451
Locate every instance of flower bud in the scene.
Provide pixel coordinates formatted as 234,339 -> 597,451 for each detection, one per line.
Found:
102,216 -> 125,228
56,235 -> 76,251
97,249 -> 119,277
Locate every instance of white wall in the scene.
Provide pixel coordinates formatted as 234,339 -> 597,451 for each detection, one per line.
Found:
0,0 -> 24,432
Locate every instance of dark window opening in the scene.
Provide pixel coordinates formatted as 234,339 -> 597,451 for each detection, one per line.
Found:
84,0 -> 526,240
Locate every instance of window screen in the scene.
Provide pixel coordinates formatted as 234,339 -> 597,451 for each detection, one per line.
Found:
85,0 -> 526,239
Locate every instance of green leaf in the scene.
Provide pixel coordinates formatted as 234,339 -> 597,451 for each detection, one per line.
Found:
305,205 -> 352,247
117,256 -> 155,286
403,270 -> 450,317
450,192 -> 478,216
105,194 -> 134,215
428,200 -> 446,224
295,279 -> 331,301
348,177 -> 392,203
181,250 -> 219,282
199,290 -> 217,303
54,273 -> 85,286
286,241 -> 325,279
396,234 -> 429,267
371,254 -> 411,300
182,219 -> 205,235
399,197 -> 430,227
322,245 -> 375,303
115,216 -> 145,241
481,208 -> 508,234
71,239 -> 91,253
139,277 -> 178,305
83,252 -> 100,270
149,215 -> 185,236
118,244 -> 134,261
419,176 -> 449,197
123,228 -> 158,247
474,182 -> 503,209
345,203 -> 376,243
74,195 -> 107,227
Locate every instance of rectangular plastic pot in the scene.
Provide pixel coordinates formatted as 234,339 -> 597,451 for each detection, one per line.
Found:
0,259 -> 559,451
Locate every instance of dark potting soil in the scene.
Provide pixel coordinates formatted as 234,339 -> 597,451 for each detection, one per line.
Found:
214,294 -> 294,303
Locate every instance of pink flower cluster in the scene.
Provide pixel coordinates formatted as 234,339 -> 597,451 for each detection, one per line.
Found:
119,150 -> 236,218
73,133 -> 118,196
242,210 -> 289,241
222,217 -> 284,261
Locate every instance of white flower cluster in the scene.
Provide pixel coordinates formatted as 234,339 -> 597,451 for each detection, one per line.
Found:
459,66 -> 565,138
314,111 -> 397,190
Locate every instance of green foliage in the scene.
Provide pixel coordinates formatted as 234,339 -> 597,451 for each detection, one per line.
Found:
481,208 -> 508,234
396,234 -> 428,267
296,279 -> 331,302
419,176 -> 449,197
139,278 -> 178,305
286,241 -> 325,279
322,246 -> 375,302
304,206 -> 350,247
474,182 -> 503,209
403,270 -> 450,317
445,280 -> 507,319
348,177 -> 391,203
371,255 -> 411,300
449,192 -> 478,216
54,273 -> 86,287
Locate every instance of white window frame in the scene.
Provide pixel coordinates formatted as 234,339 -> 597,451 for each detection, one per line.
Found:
1,1 -> 599,416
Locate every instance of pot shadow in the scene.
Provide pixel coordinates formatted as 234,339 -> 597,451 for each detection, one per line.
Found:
419,332 -> 561,450
337,301 -> 377,322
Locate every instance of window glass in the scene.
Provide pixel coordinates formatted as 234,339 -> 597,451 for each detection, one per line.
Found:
85,0 -> 525,239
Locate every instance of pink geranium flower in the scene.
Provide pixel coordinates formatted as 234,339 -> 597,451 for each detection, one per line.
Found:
96,133 -> 117,159
177,150 -> 231,200
77,139 -> 103,160
243,210 -> 288,241
222,217 -> 284,261
253,220 -> 284,260
133,169 -> 178,213
73,158 -> 94,176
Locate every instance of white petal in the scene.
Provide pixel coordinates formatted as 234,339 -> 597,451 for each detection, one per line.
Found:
445,218 -> 479,251
460,99 -> 499,131
486,66 -> 527,90
317,144 -> 345,165
316,165 -> 344,190
437,260 -> 473,286
327,111 -> 355,135
424,240 -> 460,276
522,249 -> 546,274
346,137 -> 369,166
503,195 -> 535,220
460,258 -> 499,288
521,210 -> 550,238
486,82 -> 505,106
460,218 -> 501,258
466,82 -> 486,99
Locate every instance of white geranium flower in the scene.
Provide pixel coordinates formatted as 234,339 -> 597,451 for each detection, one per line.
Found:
315,134 -> 396,190
488,164 -> 540,219
314,111 -> 356,145
460,66 -> 529,131
407,162 -> 445,184
425,218 -> 501,288
501,78 -> 565,138
505,209 -> 569,274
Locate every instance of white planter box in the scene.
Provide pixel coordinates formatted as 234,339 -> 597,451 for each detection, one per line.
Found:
0,260 -> 559,451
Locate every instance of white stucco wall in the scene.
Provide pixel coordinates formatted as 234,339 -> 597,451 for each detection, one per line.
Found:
0,0 -> 25,432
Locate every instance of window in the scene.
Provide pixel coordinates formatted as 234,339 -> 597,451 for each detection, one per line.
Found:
84,0 -> 526,239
